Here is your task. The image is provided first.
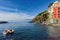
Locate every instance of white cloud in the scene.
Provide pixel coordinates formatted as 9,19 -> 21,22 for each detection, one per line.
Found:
0,12 -> 35,21
0,6 -> 16,11
0,6 -> 19,13
0,6 -> 35,21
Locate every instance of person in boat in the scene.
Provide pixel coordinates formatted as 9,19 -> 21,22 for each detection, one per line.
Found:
8,29 -> 14,33
3,29 -> 14,35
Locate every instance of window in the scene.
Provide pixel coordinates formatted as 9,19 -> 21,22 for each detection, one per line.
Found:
58,7 -> 60,10
58,7 -> 60,15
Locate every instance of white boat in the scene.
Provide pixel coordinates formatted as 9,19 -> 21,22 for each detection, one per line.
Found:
3,29 -> 14,35
8,29 -> 14,34
3,29 -> 9,35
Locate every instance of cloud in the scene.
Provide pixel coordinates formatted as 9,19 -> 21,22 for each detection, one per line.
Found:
0,1 -> 35,22
0,0 -> 18,9
0,6 -> 35,21
0,6 -> 15,11
0,11 -> 34,21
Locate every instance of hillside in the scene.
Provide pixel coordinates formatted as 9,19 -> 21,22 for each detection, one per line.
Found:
32,10 -> 49,24
32,3 -> 54,24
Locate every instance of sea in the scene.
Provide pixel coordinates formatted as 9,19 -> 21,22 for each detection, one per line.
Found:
0,20 -> 60,40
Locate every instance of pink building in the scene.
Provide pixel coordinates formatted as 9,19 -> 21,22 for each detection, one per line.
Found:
48,1 -> 60,23
53,7 -> 60,19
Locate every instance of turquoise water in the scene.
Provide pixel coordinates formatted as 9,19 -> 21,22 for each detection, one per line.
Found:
0,20 -> 49,40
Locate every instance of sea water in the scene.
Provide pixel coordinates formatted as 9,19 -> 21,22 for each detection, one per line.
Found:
0,20 -> 59,40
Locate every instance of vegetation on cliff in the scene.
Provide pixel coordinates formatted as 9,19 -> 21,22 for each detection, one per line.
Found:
48,2 -> 53,8
32,3 -> 54,23
32,10 -> 49,23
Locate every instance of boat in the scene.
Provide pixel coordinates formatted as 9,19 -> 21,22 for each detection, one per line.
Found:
3,29 -> 14,35
3,29 -> 9,35
8,29 -> 14,34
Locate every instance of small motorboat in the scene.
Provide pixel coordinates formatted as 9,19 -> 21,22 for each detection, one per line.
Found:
3,29 -> 14,35
3,29 -> 9,35
8,29 -> 14,34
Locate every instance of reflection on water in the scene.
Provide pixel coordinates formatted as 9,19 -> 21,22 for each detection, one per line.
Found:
47,26 -> 60,37
0,21 -> 60,40
3,33 -> 14,40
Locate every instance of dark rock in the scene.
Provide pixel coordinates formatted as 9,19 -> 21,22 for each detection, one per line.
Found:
0,21 -> 8,24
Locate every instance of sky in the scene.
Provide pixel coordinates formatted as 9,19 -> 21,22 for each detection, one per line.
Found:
0,0 -> 56,21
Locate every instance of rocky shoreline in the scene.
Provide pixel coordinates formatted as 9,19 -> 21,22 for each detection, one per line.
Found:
33,22 -> 60,27
47,24 -> 60,27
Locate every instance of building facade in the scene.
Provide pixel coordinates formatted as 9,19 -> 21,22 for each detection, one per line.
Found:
48,1 -> 60,24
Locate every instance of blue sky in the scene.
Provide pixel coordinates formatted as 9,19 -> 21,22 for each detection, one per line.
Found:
0,0 -> 56,21
0,0 -> 56,15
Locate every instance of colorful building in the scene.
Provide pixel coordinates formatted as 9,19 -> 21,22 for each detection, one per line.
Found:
48,1 -> 60,23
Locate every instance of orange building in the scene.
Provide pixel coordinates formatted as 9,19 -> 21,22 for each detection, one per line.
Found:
48,1 -> 60,23
53,7 -> 60,19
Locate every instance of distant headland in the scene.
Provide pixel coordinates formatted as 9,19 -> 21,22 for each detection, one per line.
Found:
0,21 -> 8,24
